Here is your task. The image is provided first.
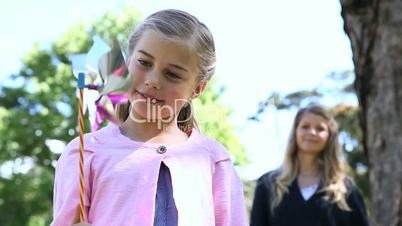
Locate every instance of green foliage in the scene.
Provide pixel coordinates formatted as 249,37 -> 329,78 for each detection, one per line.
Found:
194,80 -> 248,165
332,105 -> 369,207
0,167 -> 53,226
0,7 -> 246,225
242,179 -> 257,217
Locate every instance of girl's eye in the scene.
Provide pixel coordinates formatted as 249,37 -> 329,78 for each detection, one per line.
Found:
316,126 -> 327,132
138,60 -> 152,67
301,125 -> 310,129
316,127 -> 325,131
165,71 -> 181,80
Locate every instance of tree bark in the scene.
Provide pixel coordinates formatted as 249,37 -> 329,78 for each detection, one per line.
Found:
341,0 -> 402,225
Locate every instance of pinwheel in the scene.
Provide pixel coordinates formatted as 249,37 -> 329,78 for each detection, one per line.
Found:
69,36 -> 131,221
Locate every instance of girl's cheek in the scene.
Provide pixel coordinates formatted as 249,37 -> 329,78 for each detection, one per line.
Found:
165,88 -> 182,99
296,128 -> 304,136
320,134 -> 329,143
130,66 -> 146,82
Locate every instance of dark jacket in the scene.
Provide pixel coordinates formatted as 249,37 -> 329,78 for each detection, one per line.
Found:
250,171 -> 369,226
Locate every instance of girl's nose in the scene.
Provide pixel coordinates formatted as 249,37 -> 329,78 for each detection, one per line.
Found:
145,71 -> 161,90
308,128 -> 317,135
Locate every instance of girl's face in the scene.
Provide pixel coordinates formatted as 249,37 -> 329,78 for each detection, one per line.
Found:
127,30 -> 205,122
296,112 -> 330,156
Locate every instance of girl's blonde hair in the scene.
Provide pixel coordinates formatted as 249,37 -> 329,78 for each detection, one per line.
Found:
116,9 -> 216,132
268,105 -> 352,212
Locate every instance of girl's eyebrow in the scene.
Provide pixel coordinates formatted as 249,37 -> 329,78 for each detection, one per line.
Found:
138,49 -> 189,72
138,50 -> 154,59
169,64 -> 188,72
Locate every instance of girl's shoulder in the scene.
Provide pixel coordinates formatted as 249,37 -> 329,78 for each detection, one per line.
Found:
63,124 -> 118,153
193,131 -> 231,162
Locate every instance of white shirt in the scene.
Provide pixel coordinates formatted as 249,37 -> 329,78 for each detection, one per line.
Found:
300,184 -> 318,200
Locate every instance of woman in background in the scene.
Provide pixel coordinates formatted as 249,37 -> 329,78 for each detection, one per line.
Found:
250,105 -> 369,226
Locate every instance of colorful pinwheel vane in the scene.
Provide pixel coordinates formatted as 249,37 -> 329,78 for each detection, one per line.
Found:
70,36 -> 131,133
69,36 -> 131,222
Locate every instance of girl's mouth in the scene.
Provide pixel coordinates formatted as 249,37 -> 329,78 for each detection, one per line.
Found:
135,90 -> 164,104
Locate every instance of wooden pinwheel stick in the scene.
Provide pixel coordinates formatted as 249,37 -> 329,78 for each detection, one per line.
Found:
77,72 -> 87,222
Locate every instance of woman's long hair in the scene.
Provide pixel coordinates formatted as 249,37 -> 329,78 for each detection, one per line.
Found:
269,105 -> 351,212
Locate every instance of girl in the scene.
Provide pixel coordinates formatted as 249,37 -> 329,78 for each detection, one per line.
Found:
250,105 -> 369,226
51,9 -> 248,226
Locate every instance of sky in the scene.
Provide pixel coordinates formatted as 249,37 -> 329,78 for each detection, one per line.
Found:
0,0 -> 354,180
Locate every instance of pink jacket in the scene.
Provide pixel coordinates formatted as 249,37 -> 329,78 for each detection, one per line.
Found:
51,124 -> 249,226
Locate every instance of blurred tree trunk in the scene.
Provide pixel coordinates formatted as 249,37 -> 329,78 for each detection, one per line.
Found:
341,0 -> 402,225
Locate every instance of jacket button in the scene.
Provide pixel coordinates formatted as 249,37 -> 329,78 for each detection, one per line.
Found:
156,145 -> 167,154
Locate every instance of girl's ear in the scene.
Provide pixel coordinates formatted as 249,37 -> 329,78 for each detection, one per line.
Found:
192,80 -> 208,99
